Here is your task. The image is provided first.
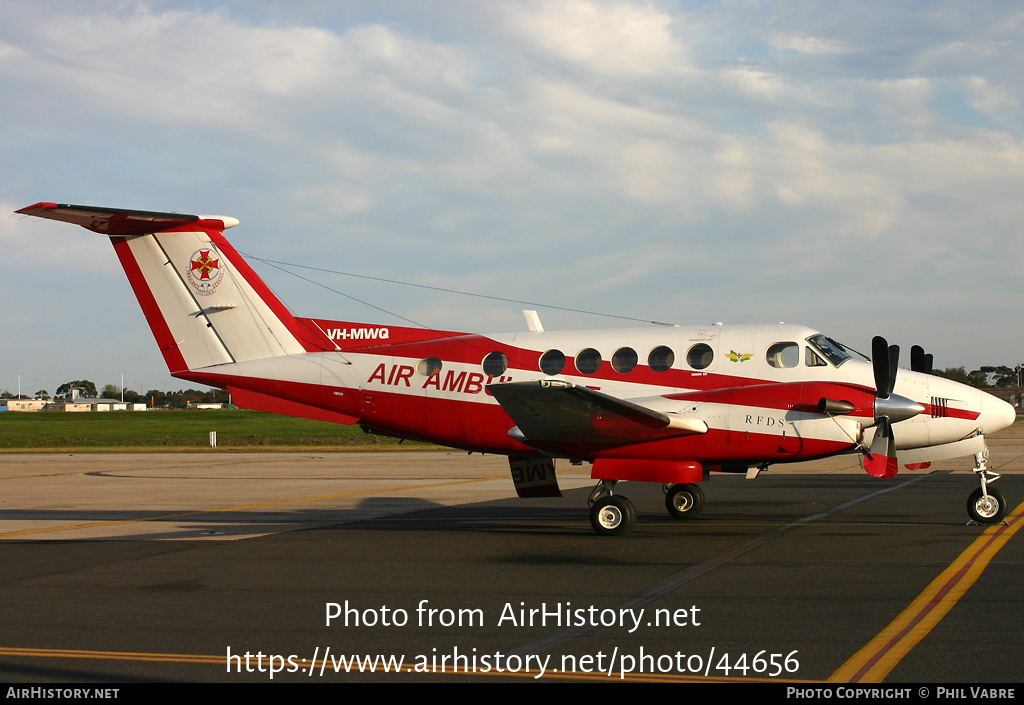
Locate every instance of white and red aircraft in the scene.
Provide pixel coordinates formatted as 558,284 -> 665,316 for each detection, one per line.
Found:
17,202 -> 1017,535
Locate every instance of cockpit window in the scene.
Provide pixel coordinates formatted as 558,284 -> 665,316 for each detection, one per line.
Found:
805,348 -> 827,367
806,334 -> 851,367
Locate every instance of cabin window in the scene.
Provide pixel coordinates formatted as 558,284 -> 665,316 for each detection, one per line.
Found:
805,348 -> 827,367
648,345 -> 675,372
575,348 -> 602,375
482,351 -> 508,376
539,349 -> 566,375
611,347 -> 638,373
686,343 -> 714,370
417,357 -> 443,377
766,342 -> 799,368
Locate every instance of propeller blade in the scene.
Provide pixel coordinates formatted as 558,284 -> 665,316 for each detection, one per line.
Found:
911,345 -> 925,372
872,336 -> 890,398
872,336 -> 899,398
863,417 -> 899,478
910,345 -> 934,374
887,344 -> 899,394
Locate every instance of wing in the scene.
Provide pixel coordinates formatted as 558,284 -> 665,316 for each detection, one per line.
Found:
487,380 -> 707,450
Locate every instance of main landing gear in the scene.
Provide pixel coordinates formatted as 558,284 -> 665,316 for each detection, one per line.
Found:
588,480 -> 636,536
587,480 -> 707,535
967,449 -> 1007,525
664,482 -> 705,519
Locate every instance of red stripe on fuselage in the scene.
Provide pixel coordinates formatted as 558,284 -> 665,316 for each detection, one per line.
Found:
177,369 -> 854,462
922,403 -> 980,421
667,382 -> 877,416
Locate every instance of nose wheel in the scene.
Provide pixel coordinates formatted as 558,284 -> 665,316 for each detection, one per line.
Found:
968,449 -> 1008,525
967,487 -> 1007,524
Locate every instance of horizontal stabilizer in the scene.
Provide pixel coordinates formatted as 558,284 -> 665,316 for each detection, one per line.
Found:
16,202 -> 237,236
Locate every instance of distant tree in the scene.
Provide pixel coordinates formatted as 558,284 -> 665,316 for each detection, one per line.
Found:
933,365 -> 1019,389
101,384 -> 122,399
979,366 -> 1018,387
121,389 -> 142,404
966,369 -> 990,389
35,390 -> 48,399
204,388 -> 230,404
933,367 -> 969,384
56,380 -> 98,398
0,390 -> 12,399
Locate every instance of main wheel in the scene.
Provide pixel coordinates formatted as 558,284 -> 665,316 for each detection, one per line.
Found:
967,487 -> 1007,524
665,483 -> 705,519
590,495 -> 636,536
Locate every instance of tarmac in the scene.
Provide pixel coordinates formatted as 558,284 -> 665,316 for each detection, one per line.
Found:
0,423 -> 1022,683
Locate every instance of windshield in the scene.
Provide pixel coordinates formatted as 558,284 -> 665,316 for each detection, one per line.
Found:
806,334 -> 852,367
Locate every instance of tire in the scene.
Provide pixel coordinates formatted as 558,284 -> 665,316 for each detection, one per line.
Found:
590,495 -> 636,536
665,483 -> 705,519
967,487 -> 1007,524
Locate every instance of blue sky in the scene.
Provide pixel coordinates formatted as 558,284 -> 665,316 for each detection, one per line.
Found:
2,1 -> 1022,396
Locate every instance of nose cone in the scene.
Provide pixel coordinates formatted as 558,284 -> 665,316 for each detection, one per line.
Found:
981,393 -> 1016,435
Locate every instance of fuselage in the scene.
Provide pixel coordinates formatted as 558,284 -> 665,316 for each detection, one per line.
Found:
180,319 -> 1015,466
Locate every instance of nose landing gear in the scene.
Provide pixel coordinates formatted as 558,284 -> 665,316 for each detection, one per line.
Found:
968,449 -> 1007,525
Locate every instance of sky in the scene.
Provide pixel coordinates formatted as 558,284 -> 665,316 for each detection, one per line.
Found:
1,0 -> 1022,397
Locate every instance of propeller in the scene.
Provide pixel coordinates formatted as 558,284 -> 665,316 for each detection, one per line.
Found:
863,336 -> 925,479
910,345 -> 933,374
871,336 -> 899,399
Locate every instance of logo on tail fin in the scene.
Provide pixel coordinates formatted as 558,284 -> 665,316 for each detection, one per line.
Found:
187,248 -> 224,296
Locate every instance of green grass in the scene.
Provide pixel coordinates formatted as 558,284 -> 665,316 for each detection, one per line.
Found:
0,409 -> 434,451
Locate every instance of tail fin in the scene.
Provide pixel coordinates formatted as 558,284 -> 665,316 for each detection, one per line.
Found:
17,203 -> 332,373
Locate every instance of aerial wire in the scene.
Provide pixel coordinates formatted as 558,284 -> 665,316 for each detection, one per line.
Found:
240,253 -> 677,327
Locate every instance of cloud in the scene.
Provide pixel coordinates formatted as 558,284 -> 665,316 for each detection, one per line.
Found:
506,0 -> 690,77
966,75 -> 1021,123
1,1 -> 1022,376
770,33 -> 850,56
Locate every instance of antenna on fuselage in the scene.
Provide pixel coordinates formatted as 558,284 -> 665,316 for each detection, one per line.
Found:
524,310 -> 544,333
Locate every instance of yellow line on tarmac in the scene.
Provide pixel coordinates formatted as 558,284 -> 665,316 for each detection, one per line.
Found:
829,501 -> 1024,683
0,476 -> 498,539
0,646 -> 222,665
